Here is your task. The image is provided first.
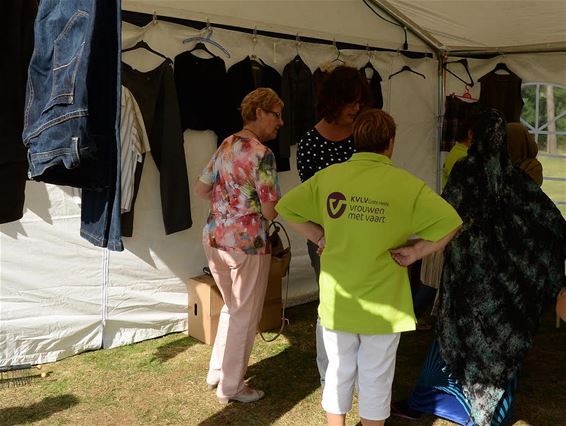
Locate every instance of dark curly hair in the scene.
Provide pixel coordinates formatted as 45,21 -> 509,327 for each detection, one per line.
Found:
316,65 -> 371,122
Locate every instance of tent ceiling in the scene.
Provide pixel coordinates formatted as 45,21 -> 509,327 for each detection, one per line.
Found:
121,0 -> 432,53
124,1 -> 566,54
385,0 -> 566,53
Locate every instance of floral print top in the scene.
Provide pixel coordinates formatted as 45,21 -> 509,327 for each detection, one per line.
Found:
200,135 -> 280,255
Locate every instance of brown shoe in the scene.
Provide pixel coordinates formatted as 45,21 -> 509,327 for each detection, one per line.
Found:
217,387 -> 265,404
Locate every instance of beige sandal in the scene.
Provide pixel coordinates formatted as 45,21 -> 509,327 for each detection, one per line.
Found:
217,387 -> 265,404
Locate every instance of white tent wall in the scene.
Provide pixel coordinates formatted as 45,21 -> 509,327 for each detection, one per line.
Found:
1,185 -> 104,365
0,3 -> 438,366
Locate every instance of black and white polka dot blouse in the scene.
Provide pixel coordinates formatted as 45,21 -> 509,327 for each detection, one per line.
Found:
296,128 -> 356,182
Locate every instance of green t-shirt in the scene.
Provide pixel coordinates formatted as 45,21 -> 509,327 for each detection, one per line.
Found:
277,152 -> 462,334
442,142 -> 468,189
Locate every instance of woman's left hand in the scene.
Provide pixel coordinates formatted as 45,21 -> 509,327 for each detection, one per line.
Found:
316,236 -> 325,256
390,246 -> 418,266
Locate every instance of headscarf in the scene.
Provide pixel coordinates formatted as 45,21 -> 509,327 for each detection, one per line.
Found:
438,109 -> 566,426
506,123 -> 543,186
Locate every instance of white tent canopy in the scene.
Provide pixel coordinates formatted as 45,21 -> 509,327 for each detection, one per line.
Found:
1,1 -> 565,367
384,0 -> 566,53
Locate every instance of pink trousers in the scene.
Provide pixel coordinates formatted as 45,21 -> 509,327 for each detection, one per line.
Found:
204,245 -> 271,398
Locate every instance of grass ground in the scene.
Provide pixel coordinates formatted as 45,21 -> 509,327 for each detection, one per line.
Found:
0,302 -> 564,425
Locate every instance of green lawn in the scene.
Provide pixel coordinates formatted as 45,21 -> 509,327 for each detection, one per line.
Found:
1,303 -> 564,426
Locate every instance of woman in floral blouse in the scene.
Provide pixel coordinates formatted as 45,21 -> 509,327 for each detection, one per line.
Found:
194,88 -> 283,404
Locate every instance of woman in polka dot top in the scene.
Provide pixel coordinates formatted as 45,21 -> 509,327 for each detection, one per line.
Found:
297,66 -> 371,182
295,65 -> 371,385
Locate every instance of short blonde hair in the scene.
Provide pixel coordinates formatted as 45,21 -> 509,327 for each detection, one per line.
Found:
241,88 -> 283,123
353,109 -> 396,153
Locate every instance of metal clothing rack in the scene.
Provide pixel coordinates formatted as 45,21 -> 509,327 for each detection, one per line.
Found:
121,10 -> 432,59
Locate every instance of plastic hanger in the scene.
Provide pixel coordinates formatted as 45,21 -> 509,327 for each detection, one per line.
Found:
293,33 -> 303,62
187,41 -> 217,58
182,19 -> 231,58
248,26 -> 266,66
460,85 -> 477,100
492,62 -> 512,74
249,26 -> 259,62
360,45 -> 378,73
450,84 -> 477,101
443,58 -> 474,87
121,40 -> 168,60
388,65 -> 426,80
331,40 -> 345,65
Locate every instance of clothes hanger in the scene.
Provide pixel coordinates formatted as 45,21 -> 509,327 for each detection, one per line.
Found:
492,62 -> 512,74
460,85 -> 477,100
293,33 -> 303,62
187,41 -> 217,58
360,45 -> 380,81
388,65 -> 426,79
182,19 -> 231,58
249,26 -> 266,66
360,45 -> 378,72
443,58 -> 474,87
121,40 -> 168,60
450,84 -> 477,101
331,39 -> 345,65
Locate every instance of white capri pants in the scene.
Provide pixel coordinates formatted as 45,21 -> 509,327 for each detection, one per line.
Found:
321,327 -> 401,421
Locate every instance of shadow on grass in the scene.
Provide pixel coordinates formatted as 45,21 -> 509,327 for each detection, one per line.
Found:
195,302 -> 565,426
152,334 -> 197,363
198,303 -> 321,426
0,394 -> 79,426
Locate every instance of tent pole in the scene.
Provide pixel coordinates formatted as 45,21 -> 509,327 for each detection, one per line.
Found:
365,0 -> 443,55
436,53 -> 447,192
447,45 -> 566,57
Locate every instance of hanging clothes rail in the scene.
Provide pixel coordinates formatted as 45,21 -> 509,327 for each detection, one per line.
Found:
122,10 -> 432,59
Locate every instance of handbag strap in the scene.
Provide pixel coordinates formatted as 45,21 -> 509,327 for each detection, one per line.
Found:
268,220 -> 291,250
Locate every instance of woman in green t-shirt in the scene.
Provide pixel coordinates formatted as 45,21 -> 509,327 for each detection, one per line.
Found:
278,109 -> 461,426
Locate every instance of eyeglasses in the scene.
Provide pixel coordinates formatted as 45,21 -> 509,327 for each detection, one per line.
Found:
264,109 -> 282,120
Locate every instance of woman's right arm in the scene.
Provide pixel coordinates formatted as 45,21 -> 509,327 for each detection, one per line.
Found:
261,201 -> 278,221
194,178 -> 212,200
196,157 -> 214,200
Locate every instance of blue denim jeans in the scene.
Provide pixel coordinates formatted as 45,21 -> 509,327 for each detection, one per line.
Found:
23,0 -> 122,250
80,1 -> 122,251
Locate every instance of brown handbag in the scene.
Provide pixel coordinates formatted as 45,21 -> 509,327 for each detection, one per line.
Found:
267,221 -> 291,277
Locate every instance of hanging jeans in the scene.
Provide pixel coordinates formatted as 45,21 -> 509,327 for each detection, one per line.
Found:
22,0 -> 122,250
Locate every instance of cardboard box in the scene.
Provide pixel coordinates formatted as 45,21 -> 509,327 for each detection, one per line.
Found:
186,262 -> 282,345
186,274 -> 224,345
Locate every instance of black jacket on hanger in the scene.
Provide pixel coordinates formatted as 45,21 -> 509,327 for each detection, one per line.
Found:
479,70 -> 523,123
360,65 -> 383,109
280,56 -> 315,160
226,56 -> 288,171
122,60 -> 192,236
174,51 -> 230,141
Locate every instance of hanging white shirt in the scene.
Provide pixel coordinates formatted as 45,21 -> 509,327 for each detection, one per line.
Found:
120,85 -> 150,213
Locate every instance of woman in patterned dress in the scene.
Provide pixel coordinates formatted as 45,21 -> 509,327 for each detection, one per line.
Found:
194,88 -> 283,404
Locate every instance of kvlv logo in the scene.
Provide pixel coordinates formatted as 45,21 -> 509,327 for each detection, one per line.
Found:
327,192 -> 347,219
